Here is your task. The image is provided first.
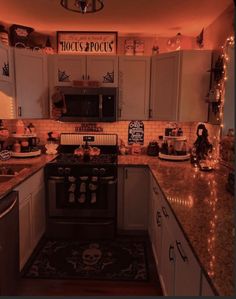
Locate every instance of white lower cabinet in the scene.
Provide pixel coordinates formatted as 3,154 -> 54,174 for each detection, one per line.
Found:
14,169 -> 46,271
18,194 -> 32,271
118,166 -> 149,231
149,172 -> 201,296
201,273 -> 216,296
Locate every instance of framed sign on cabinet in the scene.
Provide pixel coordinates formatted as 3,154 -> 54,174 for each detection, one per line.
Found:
57,31 -> 117,55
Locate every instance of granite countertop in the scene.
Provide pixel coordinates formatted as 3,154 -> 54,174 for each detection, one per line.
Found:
0,154 -> 57,199
118,154 -> 234,296
0,154 -> 234,295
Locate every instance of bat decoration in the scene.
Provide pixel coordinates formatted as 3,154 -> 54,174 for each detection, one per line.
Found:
196,28 -> 204,48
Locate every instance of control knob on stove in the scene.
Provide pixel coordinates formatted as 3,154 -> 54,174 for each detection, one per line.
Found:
65,167 -> 71,175
92,168 -> 99,175
58,167 -> 64,175
99,168 -> 106,175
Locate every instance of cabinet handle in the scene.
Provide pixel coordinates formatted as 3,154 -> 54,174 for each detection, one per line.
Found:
153,186 -> 158,195
162,206 -> 169,218
149,109 -> 153,118
156,211 -> 161,227
119,108 -> 122,118
169,245 -> 175,261
125,169 -> 128,179
176,241 -> 188,262
18,106 -> 22,117
82,74 -> 85,80
87,75 -> 90,80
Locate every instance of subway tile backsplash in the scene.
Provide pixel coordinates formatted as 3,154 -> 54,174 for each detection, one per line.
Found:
3,119 -> 220,157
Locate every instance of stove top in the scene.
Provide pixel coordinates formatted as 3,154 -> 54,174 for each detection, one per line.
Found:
50,153 -> 117,165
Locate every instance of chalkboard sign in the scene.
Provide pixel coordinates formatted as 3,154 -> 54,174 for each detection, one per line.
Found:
128,121 -> 144,145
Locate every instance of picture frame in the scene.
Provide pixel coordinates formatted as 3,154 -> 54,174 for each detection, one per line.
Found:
57,31 -> 117,55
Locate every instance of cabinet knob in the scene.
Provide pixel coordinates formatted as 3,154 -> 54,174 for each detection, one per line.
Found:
149,109 -> 153,119
162,206 -> 169,218
176,241 -> 188,262
169,245 -> 175,262
18,106 -> 22,117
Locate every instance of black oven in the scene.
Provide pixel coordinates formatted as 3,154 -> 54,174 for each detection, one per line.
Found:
45,133 -> 118,240
58,87 -> 117,122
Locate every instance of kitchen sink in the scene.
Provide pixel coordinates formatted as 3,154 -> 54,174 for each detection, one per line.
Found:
0,164 -> 31,176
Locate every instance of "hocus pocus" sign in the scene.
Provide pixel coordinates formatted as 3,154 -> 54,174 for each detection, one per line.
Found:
57,31 -> 117,55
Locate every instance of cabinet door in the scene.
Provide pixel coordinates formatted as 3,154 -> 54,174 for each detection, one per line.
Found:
87,56 -> 118,87
31,184 -> 46,249
174,222 -> 201,296
160,219 -> 175,296
14,48 -> 49,118
151,178 -> 163,268
52,54 -> 86,85
150,52 -> 179,121
123,167 -> 149,230
19,194 -> 32,271
178,50 -> 211,122
119,56 -> 150,120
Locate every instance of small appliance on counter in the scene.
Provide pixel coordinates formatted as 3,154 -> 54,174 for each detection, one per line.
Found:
159,135 -> 190,161
11,133 -> 41,158
147,140 -> 159,156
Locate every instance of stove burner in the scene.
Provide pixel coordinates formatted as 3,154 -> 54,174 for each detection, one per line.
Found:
54,153 -> 117,165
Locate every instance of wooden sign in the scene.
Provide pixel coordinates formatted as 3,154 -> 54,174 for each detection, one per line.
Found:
57,31 -> 117,55
128,121 -> 144,145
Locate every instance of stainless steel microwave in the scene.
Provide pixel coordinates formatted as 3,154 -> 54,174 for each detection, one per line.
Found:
57,87 -> 117,122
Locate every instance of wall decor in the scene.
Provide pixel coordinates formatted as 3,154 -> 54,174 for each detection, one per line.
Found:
9,24 -> 34,48
57,31 -> 117,55
128,121 -> 144,145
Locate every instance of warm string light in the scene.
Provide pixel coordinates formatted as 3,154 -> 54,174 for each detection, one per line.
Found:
211,35 -> 234,162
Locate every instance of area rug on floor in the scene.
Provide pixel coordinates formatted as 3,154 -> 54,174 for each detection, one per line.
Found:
24,239 -> 149,281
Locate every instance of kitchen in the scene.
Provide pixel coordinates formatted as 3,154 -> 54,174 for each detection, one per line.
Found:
0,0 -> 235,296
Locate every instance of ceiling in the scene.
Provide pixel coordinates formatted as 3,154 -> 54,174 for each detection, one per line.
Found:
0,0 -> 233,36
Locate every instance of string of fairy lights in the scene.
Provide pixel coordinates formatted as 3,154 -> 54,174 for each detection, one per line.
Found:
211,35 -> 234,164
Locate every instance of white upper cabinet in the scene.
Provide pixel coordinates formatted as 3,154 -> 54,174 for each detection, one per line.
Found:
86,56 -> 118,87
150,50 -> 211,122
49,54 -> 118,87
14,48 -> 49,118
118,56 -> 150,120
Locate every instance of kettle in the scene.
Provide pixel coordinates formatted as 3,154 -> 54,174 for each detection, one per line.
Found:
147,141 -> 159,156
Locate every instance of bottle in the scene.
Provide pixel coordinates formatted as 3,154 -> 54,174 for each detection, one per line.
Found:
177,128 -> 183,136
28,123 -> 36,134
16,120 -> 25,135
13,141 -> 21,153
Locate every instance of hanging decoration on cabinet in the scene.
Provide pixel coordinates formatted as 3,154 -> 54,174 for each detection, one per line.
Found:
2,62 -> 9,76
128,121 -> 144,145
103,71 -> 114,83
58,69 -> 70,82
196,28 -> 204,48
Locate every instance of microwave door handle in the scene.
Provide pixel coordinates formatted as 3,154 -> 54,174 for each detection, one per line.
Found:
99,94 -> 103,119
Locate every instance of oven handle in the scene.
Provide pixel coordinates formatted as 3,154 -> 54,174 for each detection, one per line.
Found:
48,176 -> 65,181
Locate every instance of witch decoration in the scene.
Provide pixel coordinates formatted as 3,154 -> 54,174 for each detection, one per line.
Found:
193,123 -> 213,161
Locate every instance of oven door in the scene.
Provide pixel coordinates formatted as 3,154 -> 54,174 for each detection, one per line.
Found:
47,175 -> 117,218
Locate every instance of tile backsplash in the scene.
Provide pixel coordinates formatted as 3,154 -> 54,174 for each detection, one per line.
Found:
3,119 -> 220,157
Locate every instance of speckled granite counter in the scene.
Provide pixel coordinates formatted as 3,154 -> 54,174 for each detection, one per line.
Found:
0,154 -> 57,199
118,155 -> 234,296
0,154 -> 234,295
